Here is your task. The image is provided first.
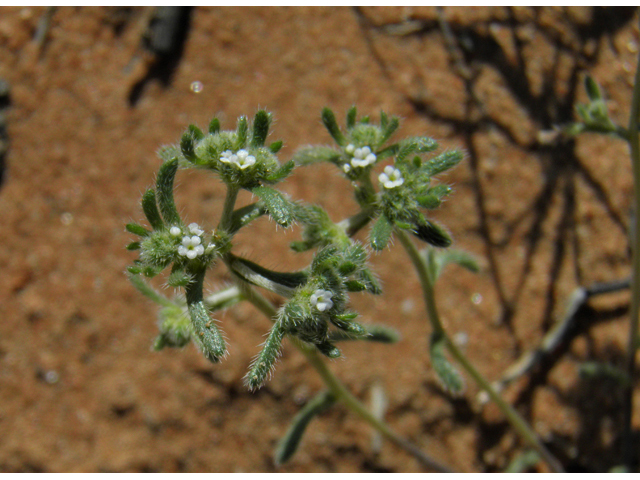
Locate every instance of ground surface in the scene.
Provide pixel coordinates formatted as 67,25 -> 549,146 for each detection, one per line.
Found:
0,6 -> 639,473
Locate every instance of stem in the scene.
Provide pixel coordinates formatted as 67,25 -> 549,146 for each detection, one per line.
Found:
237,281 -> 452,472
203,285 -> 244,311
395,229 -> 564,473
337,208 -> 375,237
623,24 -> 640,468
218,185 -> 240,232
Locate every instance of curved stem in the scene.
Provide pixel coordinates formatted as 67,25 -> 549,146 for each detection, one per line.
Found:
623,24 -> 640,468
237,281 -> 452,472
395,229 -> 564,473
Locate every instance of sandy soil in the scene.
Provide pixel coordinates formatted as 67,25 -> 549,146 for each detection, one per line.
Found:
0,6 -> 638,472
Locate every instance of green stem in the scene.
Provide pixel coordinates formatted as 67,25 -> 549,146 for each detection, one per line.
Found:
623,26 -> 640,468
218,185 -> 240,232
237,281 -> 452,472
203,285 -> 244,312
338,208 -> 375,237
395,229 -> 564,473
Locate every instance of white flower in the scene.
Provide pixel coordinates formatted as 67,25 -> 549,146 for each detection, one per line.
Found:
188,222 -> 204,236
219,149 -> 256,169
350,146 -> 376,168
178,235 -> 205,259
310,289 -> 334,312
345,144 -> 355,154
379,165 -> 404,189
169,226 -> 182,237
220,150 -> 235,164
342,163 -> 351,173
234,149 -> 256,169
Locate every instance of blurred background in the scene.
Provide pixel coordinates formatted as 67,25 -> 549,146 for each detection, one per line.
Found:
0,6 -> 638,472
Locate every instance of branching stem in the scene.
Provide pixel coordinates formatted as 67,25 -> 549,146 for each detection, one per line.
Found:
238,281 -> 452,472
395,229 -> 564,473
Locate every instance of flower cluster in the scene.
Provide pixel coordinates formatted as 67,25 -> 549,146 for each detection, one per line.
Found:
343,144 -> 376,172
220,149 -> 257,170
168,223 -> 213,260
378,165 -> 404,189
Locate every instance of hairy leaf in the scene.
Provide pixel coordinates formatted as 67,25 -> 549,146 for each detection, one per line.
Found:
321,107 -> 346,146
156,158 -> 181,226
430,332 -> 464,395
370,215 -> 394,251
275,390 -> 336,465
251,109 -> 272,147
141,188 -> 164,230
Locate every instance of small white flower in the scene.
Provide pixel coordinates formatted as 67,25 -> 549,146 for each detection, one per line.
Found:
188,222 -> 204,236
345,144 -> 355,154
169,226 -> 182,237
178,235 -> 205,259
220,149 -> 256,169
234,149 -> 256,169
310,289 -> 334,312
350,145 -> 376,168
379,165 -> 404,189
342,163 -> 351,173
220,150 -> 236,164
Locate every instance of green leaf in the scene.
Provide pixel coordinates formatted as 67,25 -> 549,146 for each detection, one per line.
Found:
430,332 -> 464,395
244,322 -> 285,390
167,267 -> 193,288
126,241 -> 141,250
292,146 -> 341,166
127,265 -> 142,275
370,215 -> 394,251
585,75 -> 602,102
156,158 -> 181,226
236,115 -> 248,148
269,140 -> 283,153
316,341 -> 341,358
380,114 -> 400,144
329,323 -> 400,344
251,109 -> 272,147
346,106 -> 357,129
252,185 -> 298,227
265,159 -> 295,183
275,390 -> 336,465
126,223 -> 151,237
230,255 -> 308,297
397,136 -> 438,162
422,150 -> 463,176
188,300 -> 226,363
330,313 -> 366,336
356,268 -> 382,295
180,125 -> 204,162
141,188 -> 164,231
321,107 -> 347,146
208,116 -> 221,134
430,248 -> 480,281
409,219 -> 452,248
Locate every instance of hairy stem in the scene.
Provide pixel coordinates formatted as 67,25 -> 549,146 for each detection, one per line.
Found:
395,229 -> 564,473
237,281 -> 452,472
218,184 -> 240,232
623,23 -> 640,468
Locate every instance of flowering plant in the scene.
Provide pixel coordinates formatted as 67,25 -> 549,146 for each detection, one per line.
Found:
125,107 -> 563,471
